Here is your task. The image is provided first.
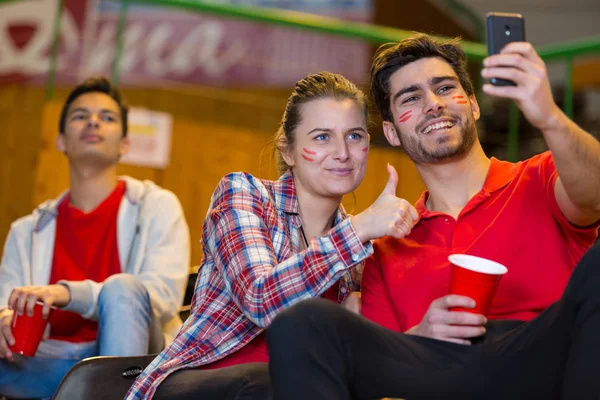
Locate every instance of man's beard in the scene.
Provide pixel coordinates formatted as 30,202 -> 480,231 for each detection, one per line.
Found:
396,113 -> 477,165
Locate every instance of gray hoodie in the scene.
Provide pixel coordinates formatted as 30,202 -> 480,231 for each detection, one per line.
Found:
0,176 -> 190,343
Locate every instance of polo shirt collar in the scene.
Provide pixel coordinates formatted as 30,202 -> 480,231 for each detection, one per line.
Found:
484,157 -> 519,193
415,157 -> 518,218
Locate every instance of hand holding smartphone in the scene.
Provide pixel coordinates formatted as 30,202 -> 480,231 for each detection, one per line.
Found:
486,12 -> 525,86
483,13 -> 559,131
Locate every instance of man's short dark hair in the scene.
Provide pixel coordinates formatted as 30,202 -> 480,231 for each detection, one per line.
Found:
370,34 -> 475,122
59,76 -> 129,137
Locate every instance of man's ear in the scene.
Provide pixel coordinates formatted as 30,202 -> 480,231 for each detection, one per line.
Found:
469,95 -> 481,121
120,136 -> 130,158
382,121 -> 402,147
56,134 -> 66,152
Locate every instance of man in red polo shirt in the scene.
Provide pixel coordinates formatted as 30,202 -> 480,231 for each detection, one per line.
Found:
0,77 -> 190,399
267,34 -> 600,399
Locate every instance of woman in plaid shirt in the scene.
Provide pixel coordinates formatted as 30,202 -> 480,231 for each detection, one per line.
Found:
126,72 -> 419,400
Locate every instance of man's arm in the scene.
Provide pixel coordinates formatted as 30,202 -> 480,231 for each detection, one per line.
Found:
546,114 -> 600,227
0,229 -> 25,310
1,226 -> 71,361
482,42 -> 600,226
135,190 -> 191,324
1,220 -> 71,320
0,228 -> 24,361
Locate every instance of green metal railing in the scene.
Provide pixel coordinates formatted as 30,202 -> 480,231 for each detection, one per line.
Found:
45,0 -> 64,100
2,0 -> 600,160
112,0 -> 129,85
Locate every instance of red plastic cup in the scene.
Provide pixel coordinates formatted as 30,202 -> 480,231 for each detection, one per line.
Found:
9,301 -> 54,357
448,254 -> 508,316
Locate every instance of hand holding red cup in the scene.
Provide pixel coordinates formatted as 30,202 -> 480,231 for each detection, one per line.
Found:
9,301 -> 55,357
2,284 -> 68,360
448,254 -> 508,316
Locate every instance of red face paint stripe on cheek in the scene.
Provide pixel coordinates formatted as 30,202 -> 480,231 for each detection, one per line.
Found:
456,101 -> 468,104
398,110 -> 412,123
302,154 -> 314,162
302,148 -> 316,155
452,96 -> 465,99
362,147 -> 368,152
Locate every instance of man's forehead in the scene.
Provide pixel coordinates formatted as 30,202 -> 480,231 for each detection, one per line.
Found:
390,57 -> 457,88
69,92 -> 120,113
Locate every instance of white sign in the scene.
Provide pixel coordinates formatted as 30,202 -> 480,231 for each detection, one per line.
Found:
120,107 -> 173,169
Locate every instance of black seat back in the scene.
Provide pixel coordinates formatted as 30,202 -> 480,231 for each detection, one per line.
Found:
52,354 -> 157,400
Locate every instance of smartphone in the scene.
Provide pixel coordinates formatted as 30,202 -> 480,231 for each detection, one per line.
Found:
486,12 -> 525,86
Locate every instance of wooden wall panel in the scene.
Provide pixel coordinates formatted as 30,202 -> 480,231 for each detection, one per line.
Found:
574,58 -> 600,90
0,84 -> 48,252
34,101 -> 69,206
158,119 -> 277,265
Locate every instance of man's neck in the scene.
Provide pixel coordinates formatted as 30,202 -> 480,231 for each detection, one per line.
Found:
68,164 -> 119,213
417,143 -> 491,219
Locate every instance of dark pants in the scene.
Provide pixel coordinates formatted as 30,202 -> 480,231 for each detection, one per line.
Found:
153,362 -> 272,400
267,244 -> 600,400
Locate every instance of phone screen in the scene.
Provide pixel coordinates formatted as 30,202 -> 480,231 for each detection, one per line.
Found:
486,12 -> 525,86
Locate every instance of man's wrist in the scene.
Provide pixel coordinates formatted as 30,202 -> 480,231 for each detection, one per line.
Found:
54,283 -> 72,307
538,105 -> 567,134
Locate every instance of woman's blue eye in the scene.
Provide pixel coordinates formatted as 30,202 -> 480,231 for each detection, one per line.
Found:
348,132 -> 362,140
315,134 -> 329,141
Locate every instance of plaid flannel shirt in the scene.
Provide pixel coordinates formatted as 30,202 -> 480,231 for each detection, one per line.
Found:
125,170 -> 372,399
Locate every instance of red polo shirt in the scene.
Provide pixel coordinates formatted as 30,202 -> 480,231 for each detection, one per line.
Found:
361,152 -> 598,332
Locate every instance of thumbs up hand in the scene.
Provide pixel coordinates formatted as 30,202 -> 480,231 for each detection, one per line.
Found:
351,164 -> 419,243
380,162 -> 400,197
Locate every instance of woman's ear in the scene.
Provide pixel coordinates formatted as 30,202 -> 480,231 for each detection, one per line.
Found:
279,142 -> 295,168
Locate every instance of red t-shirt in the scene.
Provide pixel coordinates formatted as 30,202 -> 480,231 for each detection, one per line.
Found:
361,152 -> 599,333
48,181 -> 126,342
204,280 -> 341,369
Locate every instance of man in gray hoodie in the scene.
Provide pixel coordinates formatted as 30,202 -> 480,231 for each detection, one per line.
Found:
0,77 -> 190,399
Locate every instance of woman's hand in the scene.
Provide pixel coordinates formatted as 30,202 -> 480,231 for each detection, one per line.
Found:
351,164 -> 419,243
